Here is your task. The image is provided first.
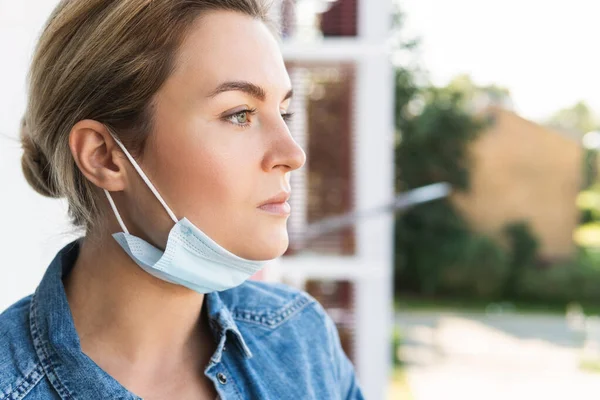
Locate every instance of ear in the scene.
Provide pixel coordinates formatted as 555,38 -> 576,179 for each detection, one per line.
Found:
68,120 -> 128,192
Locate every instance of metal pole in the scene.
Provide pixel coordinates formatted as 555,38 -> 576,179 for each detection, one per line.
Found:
290,182 -> 451,251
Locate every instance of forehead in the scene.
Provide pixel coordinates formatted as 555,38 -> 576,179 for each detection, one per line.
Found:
172,11 -> 291,97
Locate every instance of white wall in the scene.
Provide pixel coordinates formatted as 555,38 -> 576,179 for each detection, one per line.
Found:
0,0 -> 77,311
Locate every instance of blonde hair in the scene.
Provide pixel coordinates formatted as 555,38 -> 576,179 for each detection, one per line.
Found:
21,0 -> 274,230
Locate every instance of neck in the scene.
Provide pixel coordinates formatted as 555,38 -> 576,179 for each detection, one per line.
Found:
64,234 -> 213,375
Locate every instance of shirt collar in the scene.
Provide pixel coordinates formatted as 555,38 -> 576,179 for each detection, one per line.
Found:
205,290 -> 253,362
30,239 -> 251,399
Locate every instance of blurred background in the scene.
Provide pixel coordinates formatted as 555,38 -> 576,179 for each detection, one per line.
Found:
2,0 -> 600,399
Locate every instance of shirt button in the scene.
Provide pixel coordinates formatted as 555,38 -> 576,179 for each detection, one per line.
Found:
217,373 -> 228,385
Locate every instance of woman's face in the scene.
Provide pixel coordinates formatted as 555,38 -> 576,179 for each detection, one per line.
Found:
125,11 -> 305,260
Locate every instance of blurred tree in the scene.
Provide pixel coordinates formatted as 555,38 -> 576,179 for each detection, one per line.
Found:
394,200 -> 471,295
395,84 -> 487,192
439,233 -> 510,299
390,7 -> 523,298
516,248 -> 600,305
444,74 -> 513,112
393,75 -> 498,295
502,221 -> 540,298
390,6 -> 504,296
546,101 -> 599,137
582,149 -> 598,189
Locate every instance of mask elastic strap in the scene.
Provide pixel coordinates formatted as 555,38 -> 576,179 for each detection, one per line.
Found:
104,189 -> 130,234
103,132 -> 179,233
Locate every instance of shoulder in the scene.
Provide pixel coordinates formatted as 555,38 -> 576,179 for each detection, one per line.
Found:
0,295 -> 47,399
219,280 -> 328,329
219,281 -> 363,398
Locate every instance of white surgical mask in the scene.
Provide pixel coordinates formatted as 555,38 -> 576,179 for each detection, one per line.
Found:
103,134 -> 269,293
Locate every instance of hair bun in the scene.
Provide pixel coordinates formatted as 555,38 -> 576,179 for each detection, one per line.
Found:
20,117 -> 60,198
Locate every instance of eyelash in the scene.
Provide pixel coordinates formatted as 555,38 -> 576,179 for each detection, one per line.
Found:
223,109 -> 295,128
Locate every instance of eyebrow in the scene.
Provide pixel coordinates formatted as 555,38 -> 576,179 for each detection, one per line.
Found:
207,80 -> 293,102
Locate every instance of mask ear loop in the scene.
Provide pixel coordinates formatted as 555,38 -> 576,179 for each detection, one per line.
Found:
104,189 -> 130,234
103,130 -> 179,233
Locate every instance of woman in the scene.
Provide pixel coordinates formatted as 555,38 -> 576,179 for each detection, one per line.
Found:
0,1 -> 364,399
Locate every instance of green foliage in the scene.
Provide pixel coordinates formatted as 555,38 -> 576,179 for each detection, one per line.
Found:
439,234 -> 510,299
394,200 -> 471,295
502,221 -> 540,297
546,101 -> 599,137
574,185 -> 600,246
391,327 -> 403,367
393,76 -> 499,297
391,5 -> 528,301
395,82 -> 487,193
395,202 -> 513,298
582,149 -> 597,189
516,249 -> 600,304
581,209 -> 596,225
444,74 -> 513,111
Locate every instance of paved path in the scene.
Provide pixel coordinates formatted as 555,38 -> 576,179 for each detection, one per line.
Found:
395,311 -> 600,400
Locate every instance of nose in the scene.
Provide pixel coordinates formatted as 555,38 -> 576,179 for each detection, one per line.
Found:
262,120 -> 306,173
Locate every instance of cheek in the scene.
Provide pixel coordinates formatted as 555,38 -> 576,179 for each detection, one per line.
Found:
151,128 -> 261,225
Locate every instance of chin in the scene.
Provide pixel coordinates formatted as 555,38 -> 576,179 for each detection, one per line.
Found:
242,225 -> 289,261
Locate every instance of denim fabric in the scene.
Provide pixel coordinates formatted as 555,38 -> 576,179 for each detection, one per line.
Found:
0,241 -> 364,399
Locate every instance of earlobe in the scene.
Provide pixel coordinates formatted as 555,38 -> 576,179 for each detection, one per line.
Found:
69,120 -> 127,192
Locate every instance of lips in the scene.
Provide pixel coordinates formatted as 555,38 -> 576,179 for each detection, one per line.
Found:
258,202 -> 291,215
258,191 -> 291,207
258,191 -> 291,216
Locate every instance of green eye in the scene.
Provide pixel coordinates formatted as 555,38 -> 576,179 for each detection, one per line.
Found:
233,112 -> 248,124
223,108 -> 256,127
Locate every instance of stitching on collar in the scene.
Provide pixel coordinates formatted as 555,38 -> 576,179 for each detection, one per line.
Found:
0,364 -> 44,400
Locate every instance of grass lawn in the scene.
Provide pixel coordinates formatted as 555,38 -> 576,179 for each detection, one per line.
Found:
395,296 -> 600,316
580,359 -> 600,374
388,366 -> 413,400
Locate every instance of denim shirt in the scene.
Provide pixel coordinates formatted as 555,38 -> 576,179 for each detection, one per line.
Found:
0,241 -> 364,399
